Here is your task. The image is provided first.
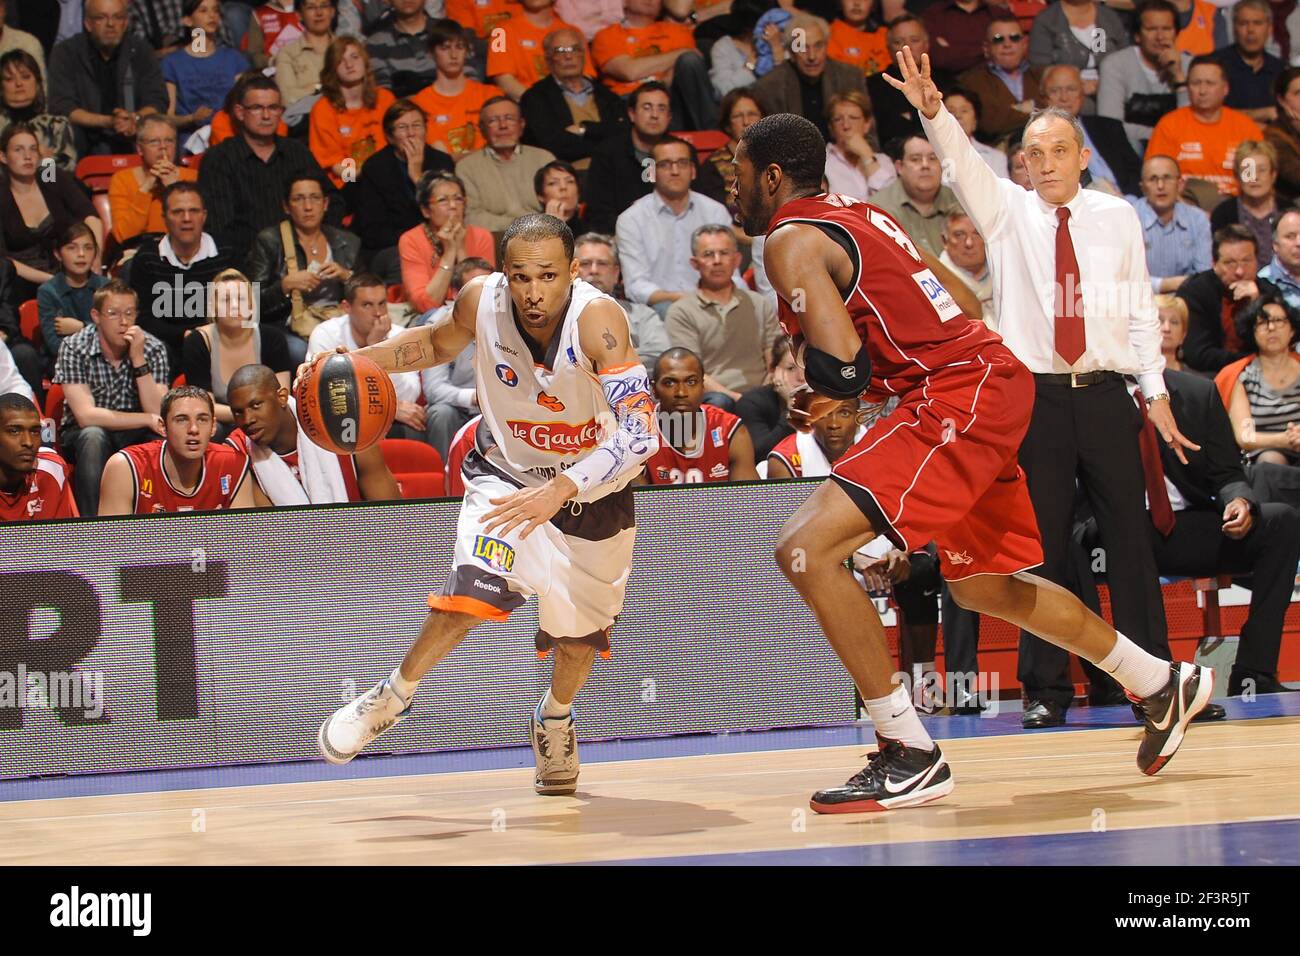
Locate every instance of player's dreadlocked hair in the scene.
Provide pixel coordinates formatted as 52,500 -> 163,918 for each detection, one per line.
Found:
501,214 -> 575,263
740,114 -> 827,195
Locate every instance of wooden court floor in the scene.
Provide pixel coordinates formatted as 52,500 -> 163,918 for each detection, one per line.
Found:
2,713 -> 1297,865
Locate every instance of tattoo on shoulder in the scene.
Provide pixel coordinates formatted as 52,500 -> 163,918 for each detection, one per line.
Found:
602,328 -> 617,351
393,342 -> 428,368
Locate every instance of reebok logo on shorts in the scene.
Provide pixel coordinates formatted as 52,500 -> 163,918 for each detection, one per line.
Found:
473,535 -> 516,573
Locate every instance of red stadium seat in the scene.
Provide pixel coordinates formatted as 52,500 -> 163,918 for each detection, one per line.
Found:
675,130 -> 728,161
43,383 -> 66,448
379,439 -> 445,499
173,373 -> 187,387
19,299 -> 39,350
181,154 -> 202,170
76,154 -> 141,192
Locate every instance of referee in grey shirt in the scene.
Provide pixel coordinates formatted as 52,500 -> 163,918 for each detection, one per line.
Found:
888,47 -> 1204,728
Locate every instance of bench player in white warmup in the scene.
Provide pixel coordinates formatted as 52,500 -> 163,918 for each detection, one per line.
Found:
312,214 -> 659,794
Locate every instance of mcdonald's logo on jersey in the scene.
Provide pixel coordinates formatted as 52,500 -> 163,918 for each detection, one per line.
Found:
472,535 -> 516,573
140,478 -> 153,498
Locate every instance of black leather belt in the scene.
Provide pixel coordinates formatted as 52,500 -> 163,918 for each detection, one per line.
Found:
1032,370 -> 1123,388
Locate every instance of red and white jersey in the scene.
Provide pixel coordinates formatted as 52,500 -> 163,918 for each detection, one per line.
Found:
0,450 -> 78,522
445,415 -> 480,497
769,425 -> 867,478
643,404 -> 740,484
767,194 -> 1004,403
250,3 -> 302,57
120,440 -> 250,514
226,428 -> 364,503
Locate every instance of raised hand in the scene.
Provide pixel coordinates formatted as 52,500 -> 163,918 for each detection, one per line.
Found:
882,45 -> 943,120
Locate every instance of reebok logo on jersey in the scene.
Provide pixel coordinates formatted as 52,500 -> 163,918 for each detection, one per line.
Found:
472,535 -> 515,573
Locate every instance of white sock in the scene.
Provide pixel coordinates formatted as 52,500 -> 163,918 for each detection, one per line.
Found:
1095,632 -> 1170,699
863,684 -> 934,750
540,687 -> 571,720
387,667 -> 419,703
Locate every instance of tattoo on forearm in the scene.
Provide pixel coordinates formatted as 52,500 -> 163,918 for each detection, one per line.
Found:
393,342 -> 428,368
602,328 -> 617,351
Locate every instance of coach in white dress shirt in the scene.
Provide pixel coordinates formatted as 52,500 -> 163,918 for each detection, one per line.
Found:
889,47 -> 1203,729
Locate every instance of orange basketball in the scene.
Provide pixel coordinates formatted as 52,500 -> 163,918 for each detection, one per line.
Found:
294,352 -> 396,455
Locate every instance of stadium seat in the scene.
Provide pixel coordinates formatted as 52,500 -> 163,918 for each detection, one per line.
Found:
19,299 -> 39,351
43,383 -> 65,448
675,130 -> 728,161
181,154 -> 202,170
173,373 -> 187,387
75,154 -> 141,192
379,439 -> 445,499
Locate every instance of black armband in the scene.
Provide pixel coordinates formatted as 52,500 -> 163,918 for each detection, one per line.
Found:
803,343 -> 872,399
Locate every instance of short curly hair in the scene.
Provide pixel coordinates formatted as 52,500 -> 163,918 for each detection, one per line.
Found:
1235,281 -> 1300,352
739,113 -> 826,194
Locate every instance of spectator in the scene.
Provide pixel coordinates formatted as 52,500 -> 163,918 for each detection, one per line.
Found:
162,0 -> 249,130
199,75 -> 341,269
0,1 -> 46,79
708,3 -> 762,99
938,209 -> 995,326
398,171 -> 495,314
1258,206 -> 1300,309
1214,0 -> 1282,124
695,88 -> 762,207
534,158 -> 586,235
1042,63 -> 1141,196
352,98 -> 454,280
869,15 -> 952,149
923,0 -> 1010,77
1172,0 -> 1227,57
823,90 -> 897,198
766,396 -> 865,478
445,0 -> 518,39
246,0 -> 302,70
870,133 -> 964,257
0,338 -> 31,403
418,256 -> 491,460
943,86 -> 1009,178
0,393 -> 78,522
52,279 -> 169,516
1176,223 -> 1259,372
591,0 -> 709,128
207,69 -> 291,148
1210,139 -> 1281,267
1131,153 -> 1213,293
128,180 -> 241,368
412,19 -> 496,160
573,230 -> 669,368
107,115 -> 197,248
47,0 -> 168,157
182,267 -> 292,426
129,0 -> 234,54
1028,0 -> 1128,100
1226,288 -> 1300,470
663,223 -> 778,408
583,80 -> 671,234
554,0 -> 621,42
638,346 -> 759,483
306,272 -> 425,440
487,0 -> 588,102
308,36 -> 395,192
753,13 -> 867,142
366,0 -> 435,97
1097,0 -> 1190,156
37,223 -> 109,361
519,26 -> 626,168
616,138 -> 735,320
245,172 -> 359,343
734,334 -> 802,462
272,0 -> 336,110
454,96 -> 554,232
1007,138 -> 1031,187
956,14 -> 1045,142
0,51 -> 75,173
1146,56 -> 1264,198
828,0 -> 889,77
1266,67 -> 1300,205
0,259 -> 35,399
1155,291 -> 1190,369
0,124 -> 102,301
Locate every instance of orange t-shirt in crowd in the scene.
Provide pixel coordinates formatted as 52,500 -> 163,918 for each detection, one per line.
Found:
486,14 -> 595,89
397,222 -> 497,314
412,80 -> 497,159
447,0 -> 522,38
1145,106 -> 1264,196
590,20 -> 695,97
1176,0 -> 1218,56
209,109 -> 289,147
107,166 -> 200,243
309,87 -> 397,188
827,19 -> 890,75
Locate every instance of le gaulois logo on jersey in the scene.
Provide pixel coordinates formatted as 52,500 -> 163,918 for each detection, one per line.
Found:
507,418 -> 601,454
495,364 -> 519,387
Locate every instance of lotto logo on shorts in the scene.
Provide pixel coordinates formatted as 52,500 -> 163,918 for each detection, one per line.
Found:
472,535 -> 516,573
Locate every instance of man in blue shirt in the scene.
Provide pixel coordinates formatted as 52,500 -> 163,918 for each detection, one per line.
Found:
1128,154 -> 1213,292
1257,208 -> 1300,309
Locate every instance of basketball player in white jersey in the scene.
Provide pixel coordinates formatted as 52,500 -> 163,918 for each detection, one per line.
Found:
310,214 -> 659,795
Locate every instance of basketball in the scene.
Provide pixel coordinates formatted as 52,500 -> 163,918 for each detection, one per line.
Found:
294,352 -> 396,455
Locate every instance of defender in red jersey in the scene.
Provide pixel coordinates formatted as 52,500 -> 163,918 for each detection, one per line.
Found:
98,387 -> 254,515
637,348 -> 758,485
0,394 -> 78,522
732,108 -> 1210,812
444,414 -> 480,497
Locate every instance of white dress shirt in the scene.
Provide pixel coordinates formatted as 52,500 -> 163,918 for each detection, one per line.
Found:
0,340 -> 34,402
306,314 -> 421,404
824,144 -> 897,200
615,190 -> 738,304
922,104 -> 1165,398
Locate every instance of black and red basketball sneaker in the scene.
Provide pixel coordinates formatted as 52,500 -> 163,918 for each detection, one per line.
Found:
810,736 -> 954,813
1130,661 -> 1214,776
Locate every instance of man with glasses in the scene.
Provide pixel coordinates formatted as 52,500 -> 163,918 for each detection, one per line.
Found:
520,26 -> 626,167
1176,224 -> 1262,371
584,80 -> 671,234
47,0 -> 167,155
108,115 -> 198,247
487,0 -> 588,102
923,0 -> 1010,76
199,74 -> 340,269
573,231 -> 669,368
1131,154 -> 1213,293
51,280 -> 170,516
956,13 -> 1046,141
454,96 -> 555,231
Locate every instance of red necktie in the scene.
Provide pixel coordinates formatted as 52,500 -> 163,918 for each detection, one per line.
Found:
1054,206 -> 1086,365
1134,389 -> 1176,536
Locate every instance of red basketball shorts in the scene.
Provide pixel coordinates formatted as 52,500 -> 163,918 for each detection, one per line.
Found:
830,344 -> 1044,581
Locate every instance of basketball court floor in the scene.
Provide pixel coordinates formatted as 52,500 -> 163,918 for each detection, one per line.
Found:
3,695 -> 1297,866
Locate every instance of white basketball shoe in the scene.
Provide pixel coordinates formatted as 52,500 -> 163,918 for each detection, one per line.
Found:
317,679 -> 412,765
530,704 -> 580,795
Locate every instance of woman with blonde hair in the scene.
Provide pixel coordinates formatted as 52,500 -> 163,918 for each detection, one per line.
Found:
823,90 -> 895,199
308,36 -> 395,194
1154,294 -> 1189,372
1211,140 -> 1282,268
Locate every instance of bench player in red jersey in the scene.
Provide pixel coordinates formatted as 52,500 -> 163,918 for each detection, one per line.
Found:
0,394 -> 78,522
731,111 -> 1213,813
98,386 -> 254,515
637,348 -> 758,484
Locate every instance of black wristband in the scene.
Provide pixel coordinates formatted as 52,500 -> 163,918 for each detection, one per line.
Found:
132,363 -> 151,378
